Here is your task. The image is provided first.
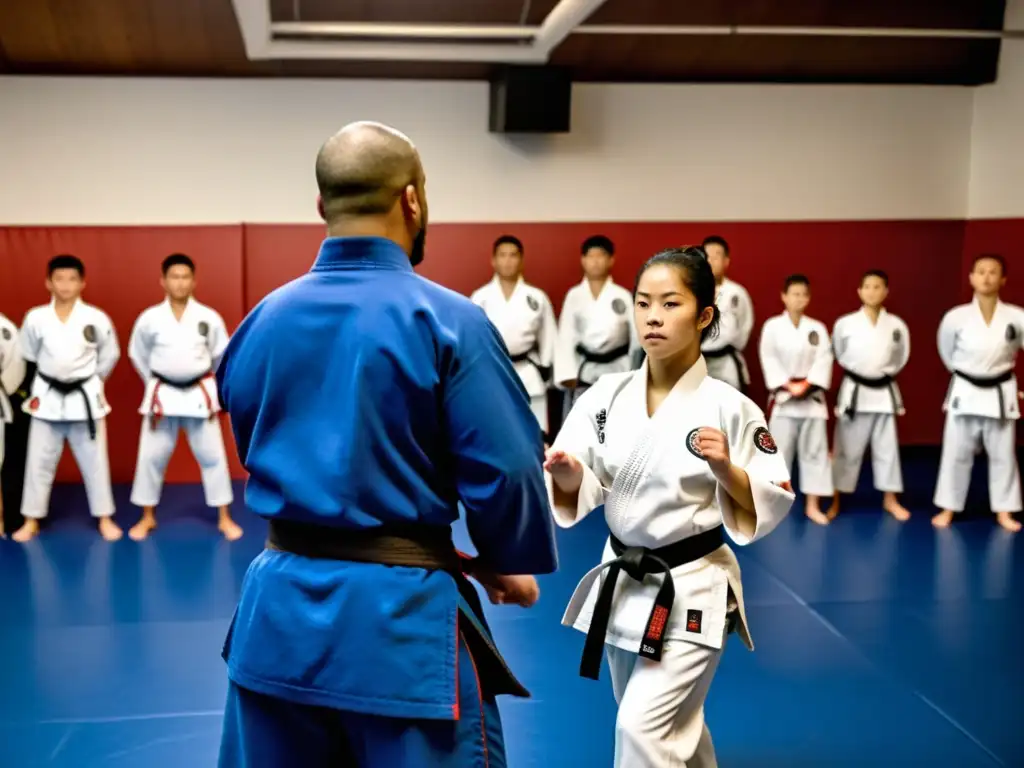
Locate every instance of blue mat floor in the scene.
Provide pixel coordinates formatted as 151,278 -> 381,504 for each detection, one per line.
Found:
0,450 -> 1021,767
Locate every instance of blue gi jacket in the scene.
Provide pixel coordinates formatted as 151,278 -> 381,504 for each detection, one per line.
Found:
216,236 -> 558,720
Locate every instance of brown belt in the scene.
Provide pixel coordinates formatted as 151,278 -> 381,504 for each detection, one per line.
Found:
265,518 -> 531,700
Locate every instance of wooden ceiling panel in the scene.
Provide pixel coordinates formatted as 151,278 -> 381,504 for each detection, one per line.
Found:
587,0 -> 1007,31
268,0 -> 559,25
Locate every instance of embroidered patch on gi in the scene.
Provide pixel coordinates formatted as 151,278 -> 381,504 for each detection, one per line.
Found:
28,397 -> 40,412
596,409 -> 607,444
526,295 -> 539,311
808,330 -> 820,346
83,324 -> 96,343
685,428 -> 705,459
611,298 -> 627,315
952,397 -> 960,409
686,609 -> 703,634
731,295 -> 739,308
893,329 -> 902,343
1,328 -> 10,341
1007,324 -> 1018,342
753,426 -> 778,454
198,321 -> 209,336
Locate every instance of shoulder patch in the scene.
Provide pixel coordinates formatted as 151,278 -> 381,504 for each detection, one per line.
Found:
685,428 -> 706,460
83,324 -> 96,343
526,295 -> 539,312
1007,323 -> 1018,342
808,330 -> 820,346
611,298 -> 627,315
198,321 -> 209,336
1,328 -> 10,341
753,426 -> 778,454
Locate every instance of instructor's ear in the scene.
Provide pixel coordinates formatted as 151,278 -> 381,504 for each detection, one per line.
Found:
316,195 -> 326,222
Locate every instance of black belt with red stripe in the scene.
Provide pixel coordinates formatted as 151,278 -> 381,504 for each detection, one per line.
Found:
149,370 -> 215,427
579,522 -> 725,681
954,369 -> 1014,419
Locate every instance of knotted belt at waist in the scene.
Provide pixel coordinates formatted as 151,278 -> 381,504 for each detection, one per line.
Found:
841,368 -> 902,418
569,340 -> 631,399
266,519 -> 530,699
579,522 -> 725,681
953,369 -> 1014,419
702,345 -> 748,394
149,370 -> 216,428
36,372 -> 96,439
509,346 -> 552,384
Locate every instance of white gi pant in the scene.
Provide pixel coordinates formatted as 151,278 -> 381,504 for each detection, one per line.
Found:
606,634 -> 726,768
21,418 -> 116,519
130,416 -> 234,508
832,413 -> 903,494
768,413 -> 834,497
933,412 -> 1022,513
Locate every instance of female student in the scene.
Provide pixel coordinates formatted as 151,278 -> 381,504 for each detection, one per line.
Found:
545,246 -> 795,767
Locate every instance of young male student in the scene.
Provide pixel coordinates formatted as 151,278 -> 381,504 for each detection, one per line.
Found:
127,253 -> 242,541
11,255 -> 122,543
933,254 -> 1022,533
758,274 -> 834,524
830,270 -> 912,521
553,235 -> 639,412
470,235 -> 558,438
701,235 -> 754,392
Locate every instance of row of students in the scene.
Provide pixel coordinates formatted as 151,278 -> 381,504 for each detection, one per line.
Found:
0,254 -> 243,543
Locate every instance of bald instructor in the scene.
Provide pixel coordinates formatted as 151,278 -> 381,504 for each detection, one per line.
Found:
215,122 -> 559,767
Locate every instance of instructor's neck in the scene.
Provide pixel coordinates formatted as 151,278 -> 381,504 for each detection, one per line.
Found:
648,347 -> 700,391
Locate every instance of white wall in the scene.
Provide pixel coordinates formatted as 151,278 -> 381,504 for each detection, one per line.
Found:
0,76 -> 973,225
968,0 -> 1024,219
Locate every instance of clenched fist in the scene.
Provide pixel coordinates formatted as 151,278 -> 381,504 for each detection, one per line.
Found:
696,427 -> 731,475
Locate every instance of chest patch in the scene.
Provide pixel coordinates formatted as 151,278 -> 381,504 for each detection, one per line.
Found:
731,295 -> 739,308
526,295 -> 539,312
1007,323 -> 1018,342
892,329 -> 902,343
808,330 -> 819,346
753,426 -> 778,454
1,328 -> 10,341
611,298 -> 627,315
595,408 -> 607,444
685,428 -> 706,460
198,321 -> 209,337
83,324 -> 96,343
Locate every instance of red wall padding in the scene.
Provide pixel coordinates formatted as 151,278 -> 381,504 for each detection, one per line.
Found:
1,219 -> 1020,486
0,226 -> 247,484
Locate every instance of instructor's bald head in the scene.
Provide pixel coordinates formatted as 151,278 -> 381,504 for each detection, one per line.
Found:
315,122 -> 424,220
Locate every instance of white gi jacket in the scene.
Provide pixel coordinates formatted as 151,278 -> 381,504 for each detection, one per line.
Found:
832,308 -> 911,416
553,278 -> 640,388
0,313 -> 26,424
19,299 -> 120,422
128,298 -> 229,418
758,313 -> 833,419
937,297 -> 1024,420
470,276 -> 557,401
548,356 -> 795,655
701,278 -> 754,385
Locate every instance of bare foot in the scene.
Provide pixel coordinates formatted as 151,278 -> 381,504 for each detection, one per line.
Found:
882,493 -> 911,522
931,509 -> 955,528
129,516 -> 157,541
805,499 -> 830,526
218,516 -> 244,541
996,512 -> 1021,533
98,516 -> 123,542
827,492 -> 841,521
12,519 -> 40,543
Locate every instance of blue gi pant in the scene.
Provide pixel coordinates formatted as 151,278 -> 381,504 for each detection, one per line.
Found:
217,630 -> 506,768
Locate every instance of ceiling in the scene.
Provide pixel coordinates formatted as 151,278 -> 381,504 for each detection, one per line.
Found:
0,0 -> 1011,85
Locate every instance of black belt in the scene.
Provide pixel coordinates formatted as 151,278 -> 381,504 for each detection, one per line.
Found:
509,347 -> 552,384
149,370 -> 216,427
580,521 -> 725,681
565,341 -> 632,412
36,372 -> 96,439
841,368 -> 902,418
954,369 -> 1014,419
703,345 -> 748,394
266,519 -> 530,700
152,371 -> 211,389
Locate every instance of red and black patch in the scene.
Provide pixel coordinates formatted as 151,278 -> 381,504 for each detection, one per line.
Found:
753,426 -> 778,454
808,330 -> 820,346
685,428 -> 705,459
28,397 -> 40,412
686,609 -> 703,634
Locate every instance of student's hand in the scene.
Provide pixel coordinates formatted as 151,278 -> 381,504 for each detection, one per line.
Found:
544,448 -> 584,493
474,568 -> 541,608
698,427 -> 732,475
787,379 -> 810,398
